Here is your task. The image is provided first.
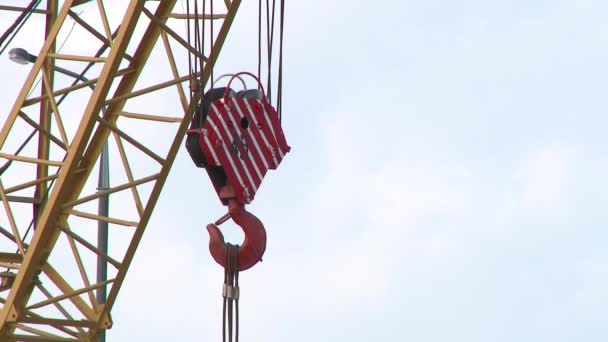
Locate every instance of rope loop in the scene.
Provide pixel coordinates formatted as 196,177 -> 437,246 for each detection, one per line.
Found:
222,71 -> 268,101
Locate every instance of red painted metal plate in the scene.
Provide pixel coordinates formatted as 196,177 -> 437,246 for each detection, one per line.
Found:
199,97 -> 290,204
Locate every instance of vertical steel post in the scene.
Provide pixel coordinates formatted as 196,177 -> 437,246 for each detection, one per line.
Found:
97,142 -> 109,342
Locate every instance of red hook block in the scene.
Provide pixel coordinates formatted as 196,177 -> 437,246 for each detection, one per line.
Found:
206,199 -> 267,271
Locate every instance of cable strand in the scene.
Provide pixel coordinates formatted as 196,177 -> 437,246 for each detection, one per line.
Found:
0,0 -> 41,55
277,0 -> 285,121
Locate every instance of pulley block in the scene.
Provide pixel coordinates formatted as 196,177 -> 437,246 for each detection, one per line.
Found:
186,72 -> 290,205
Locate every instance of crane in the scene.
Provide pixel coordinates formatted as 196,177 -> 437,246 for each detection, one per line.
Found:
0,1 -> 285,340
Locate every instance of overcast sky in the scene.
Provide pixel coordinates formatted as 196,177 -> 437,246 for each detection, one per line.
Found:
1,0 -> 608,341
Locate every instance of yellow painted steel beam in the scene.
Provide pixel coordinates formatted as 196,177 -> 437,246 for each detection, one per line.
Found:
0,0 -> 245,339
23,67 -> 135,107
119,111 -> 183,122
0,253 -> 23,264
0,1 -> 71,146
92,0 -> 244,337
68,10 -> 111,46
0,0 -> 143,335
33,0 -> 58,230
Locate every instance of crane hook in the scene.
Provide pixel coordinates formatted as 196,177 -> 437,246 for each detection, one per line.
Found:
206,199 -> 267,271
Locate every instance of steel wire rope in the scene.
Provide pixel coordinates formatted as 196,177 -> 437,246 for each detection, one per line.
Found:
257,0 -> 262,85
265,0 -> 277,103
0,0 -> 42,56
222,243 -> 229,342
54,26 -> 119,106
197,1 -> 208,91
181,0 -> 196,97
0,128 -> 36,177
221,243 -> 240,342
185,0 -> 194,100
194,0 -> 201,92
202,0 -> 207,90
276,0 -> 285,121
265,0 -> 270,99
27,11 -> 81,99
228,244 -> 234,342
235,244 -> 240,342
3,3 -> 79,98
210,0 -> 215,87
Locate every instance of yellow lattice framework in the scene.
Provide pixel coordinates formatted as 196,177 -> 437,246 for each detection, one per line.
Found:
0,1 -> 244,340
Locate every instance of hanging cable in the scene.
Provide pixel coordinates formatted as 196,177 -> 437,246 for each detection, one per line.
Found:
265,0 -> 270,97
24,11 -> 81,99
57,11 -> 81,54
193,0 -> 201,93
199,0 -> 206,91
276,0 -> 285,121
265,0 -> 277,102
55,28 -> 120,107
210,0 -> 215,87
257,0 -> 262,85
222,243 -> 240,342
0,129 -> 36,176
0,0 -> 41,55
185,0 -> 194,99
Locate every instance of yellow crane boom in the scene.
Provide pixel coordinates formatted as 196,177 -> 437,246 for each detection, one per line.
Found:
0,1 -> 243,340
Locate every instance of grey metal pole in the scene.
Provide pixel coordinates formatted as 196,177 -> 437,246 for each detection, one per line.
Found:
96,142 -> 109,342
9,48 -> 109,342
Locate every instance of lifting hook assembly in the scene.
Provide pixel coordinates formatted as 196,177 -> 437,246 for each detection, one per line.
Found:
206,199 -> 267,271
